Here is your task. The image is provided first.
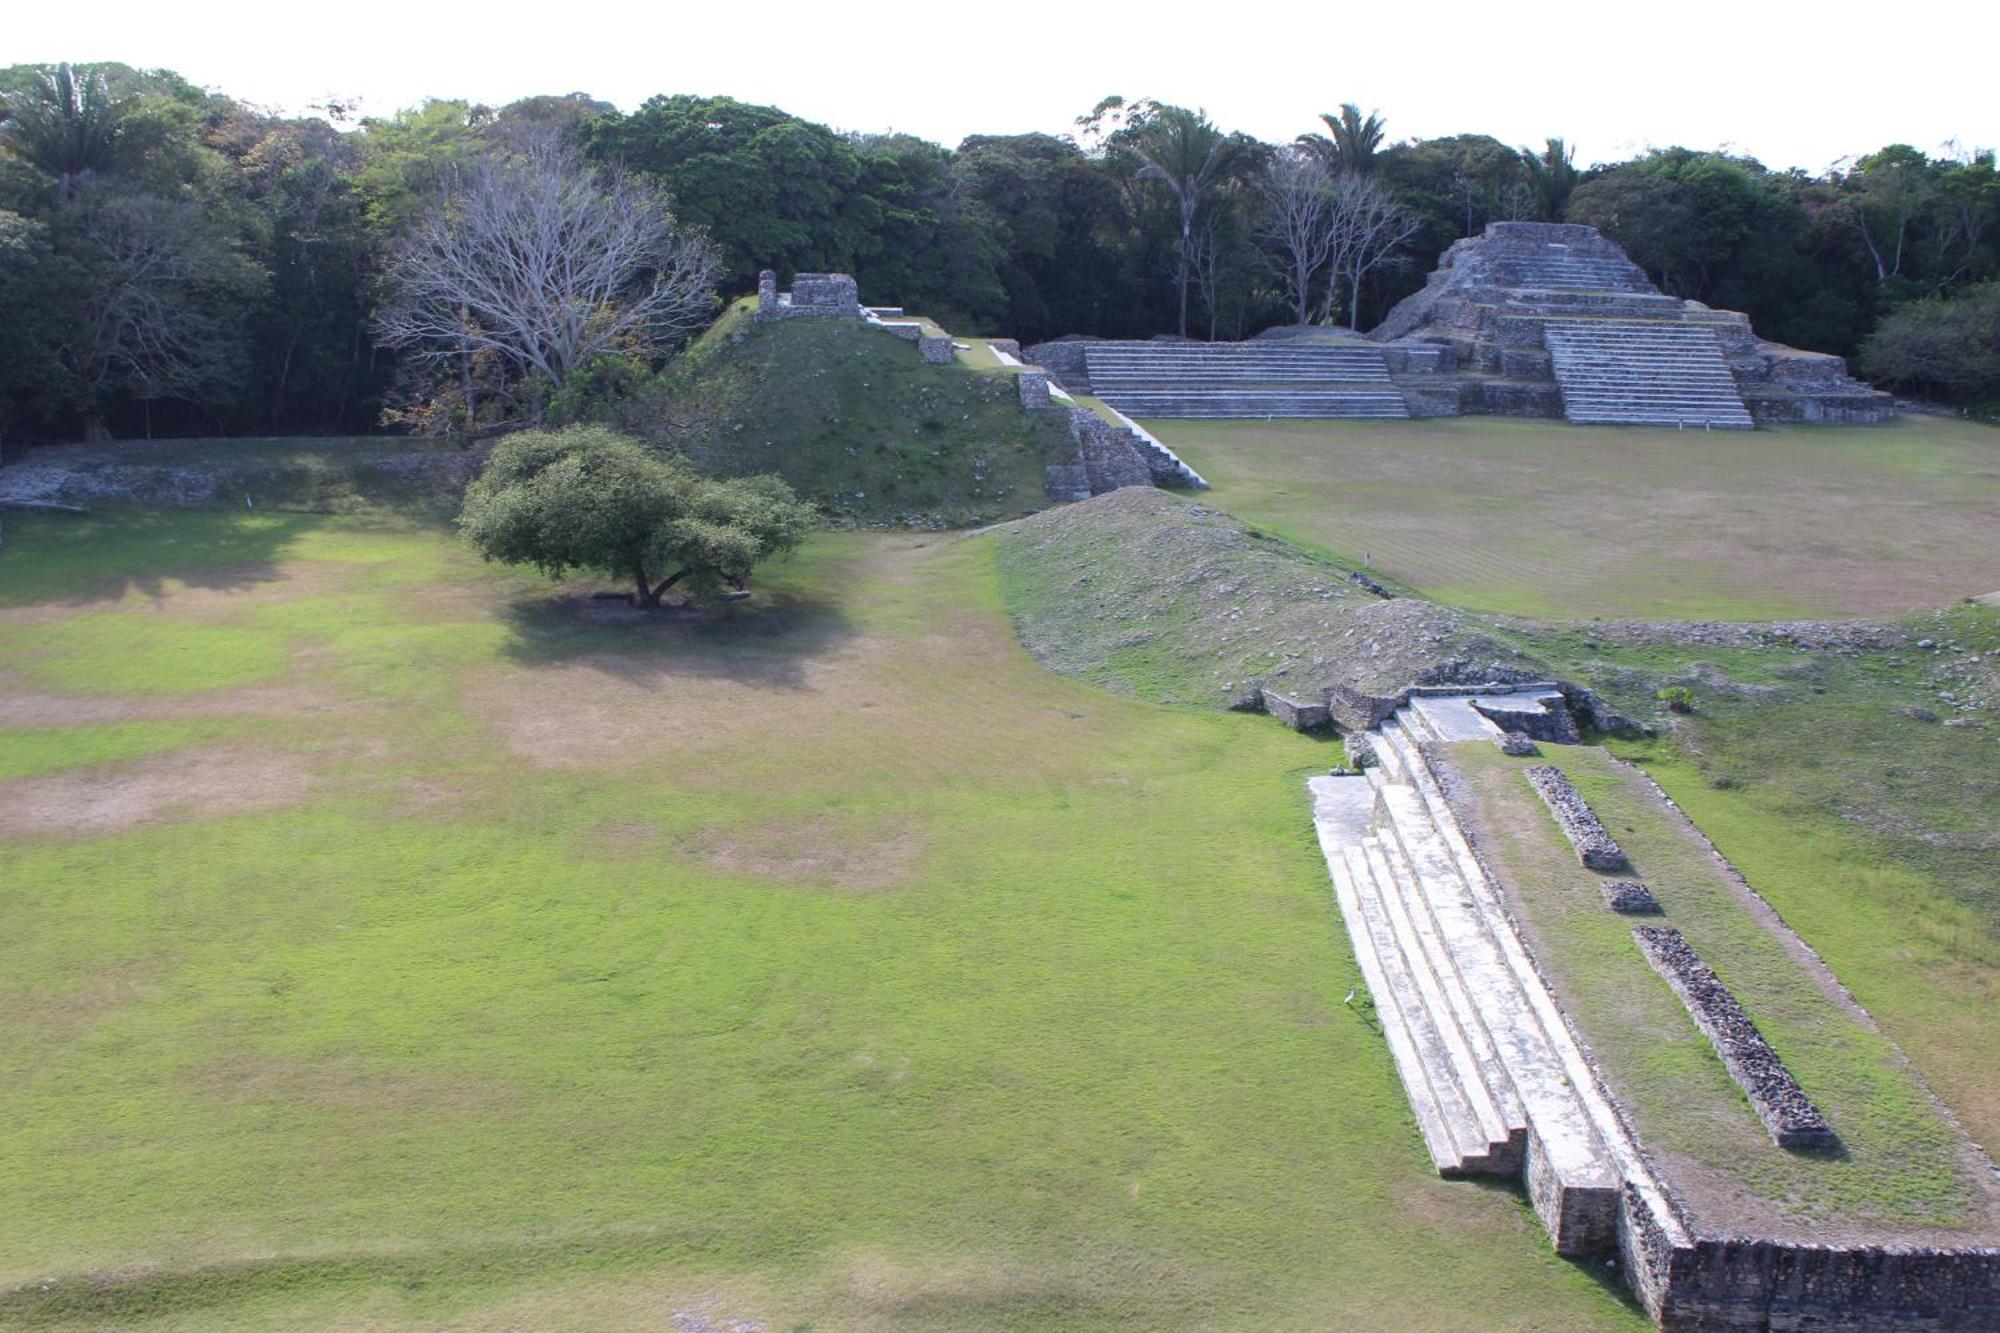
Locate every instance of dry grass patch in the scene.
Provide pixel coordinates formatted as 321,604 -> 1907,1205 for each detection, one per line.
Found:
0,744 -> 320,837
679,812 -> 923,893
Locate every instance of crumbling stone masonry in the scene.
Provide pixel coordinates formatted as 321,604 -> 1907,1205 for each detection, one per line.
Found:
1633,927 -> 1835,1150
1524,765 -> 1630,871
1600,880 -> 1661,914
755,270 -> 862,321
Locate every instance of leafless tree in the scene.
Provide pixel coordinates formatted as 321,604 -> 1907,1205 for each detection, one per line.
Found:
1324,173 -> 1422,331
1256,147 -> 1338,326
375,144 -> 719,421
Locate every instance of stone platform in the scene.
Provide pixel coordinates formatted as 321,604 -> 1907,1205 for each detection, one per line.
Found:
1370,222 -> 1894,427
1025,339 -> 1411,420
1308,691 -> 2000,1328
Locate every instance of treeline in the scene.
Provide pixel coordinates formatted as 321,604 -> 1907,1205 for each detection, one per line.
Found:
3,64 -> 1997,444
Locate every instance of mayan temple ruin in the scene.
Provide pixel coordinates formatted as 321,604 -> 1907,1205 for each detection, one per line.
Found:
1024,222 -> 1895,428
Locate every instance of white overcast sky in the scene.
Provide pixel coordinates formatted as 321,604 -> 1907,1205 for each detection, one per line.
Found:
10,0 -> 1995,173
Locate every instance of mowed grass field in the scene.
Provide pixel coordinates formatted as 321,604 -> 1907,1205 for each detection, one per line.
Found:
0,512 -> 1642,1330
1150,416 -> 2000,620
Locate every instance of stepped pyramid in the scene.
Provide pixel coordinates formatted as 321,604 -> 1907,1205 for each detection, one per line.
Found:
1372,222 -> 1894,427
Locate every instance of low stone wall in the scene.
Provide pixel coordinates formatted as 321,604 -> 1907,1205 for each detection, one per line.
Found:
1017,371 -> 1052,410
1019,338 -> 1094,392
1260,689 -> 1332,731
1524,766 -> 1629,871
1634,927 -> 1835,1150
918,334 -> 955,364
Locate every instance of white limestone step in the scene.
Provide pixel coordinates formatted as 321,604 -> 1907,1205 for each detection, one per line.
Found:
1322,833 -> 1466,1174
1345,838 -> 1499,1171
1374,718 -> 1683,1252
1362,828 -> 1525,1152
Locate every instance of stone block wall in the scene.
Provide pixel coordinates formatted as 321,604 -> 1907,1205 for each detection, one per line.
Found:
1634,927 -> 1835,1150
1017,371 -> 1053,410
1524,766 -> 1629,871
918,334 -> 955,364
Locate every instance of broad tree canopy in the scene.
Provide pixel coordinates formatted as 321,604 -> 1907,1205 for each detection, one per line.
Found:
458,426 -> 815,607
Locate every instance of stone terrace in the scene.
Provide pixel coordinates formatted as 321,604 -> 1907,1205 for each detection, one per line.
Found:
1371,222 -> 1894,426
1309,692 -> 2000,1328
1038,341 -> 1411,420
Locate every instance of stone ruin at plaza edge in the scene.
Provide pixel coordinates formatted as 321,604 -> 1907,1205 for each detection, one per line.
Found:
1023,222 -> 1895,428
755,269 -> 1206,504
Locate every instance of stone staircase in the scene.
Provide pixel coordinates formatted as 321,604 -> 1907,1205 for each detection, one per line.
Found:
1310,703 -> 1683,1257
1544,320 -> 1754,429
1489,252 -> 1653,293
1084,343 -> 1410,420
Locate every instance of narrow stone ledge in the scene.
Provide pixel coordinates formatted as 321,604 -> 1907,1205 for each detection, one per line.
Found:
1524,765 -> 1629,871
1600,880 -> 1660,914
1633,927 -> 1836,1150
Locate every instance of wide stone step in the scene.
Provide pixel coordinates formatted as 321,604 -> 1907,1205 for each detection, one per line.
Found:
1545,318 -> 1751,429
1364,827 -> 1526,1158
1373,719 -> 1630,1254
1324,838 -> 1480,1174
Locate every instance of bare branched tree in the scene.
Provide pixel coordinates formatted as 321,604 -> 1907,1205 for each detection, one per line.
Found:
375,144 -> 719,422
1324,173 -> 1422,331
1257,147 -> 1338,326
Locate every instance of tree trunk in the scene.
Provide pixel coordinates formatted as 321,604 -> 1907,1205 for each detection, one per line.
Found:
632,558 -> 654,607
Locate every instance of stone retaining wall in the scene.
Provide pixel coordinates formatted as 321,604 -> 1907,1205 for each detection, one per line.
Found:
1524,765 -> 1629,871
1634,926 -> 1835,1150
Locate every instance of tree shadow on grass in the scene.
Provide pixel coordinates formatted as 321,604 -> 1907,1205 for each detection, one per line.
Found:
495,583 -> 861,692
0,510 -> 323,608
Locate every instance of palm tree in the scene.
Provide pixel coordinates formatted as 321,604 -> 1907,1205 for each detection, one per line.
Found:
1303,103 -> 1387,177
1520,137 -> 1579,221
0,64 -> 126,196
1125,105 -> 1248,337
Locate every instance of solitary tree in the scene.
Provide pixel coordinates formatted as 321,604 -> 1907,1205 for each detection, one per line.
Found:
375,144 -> 720,426
458,426 -> 815,608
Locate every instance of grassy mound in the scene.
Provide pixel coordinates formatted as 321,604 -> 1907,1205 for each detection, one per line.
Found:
990,487 -> 1540,708
651,299 -> 1075,528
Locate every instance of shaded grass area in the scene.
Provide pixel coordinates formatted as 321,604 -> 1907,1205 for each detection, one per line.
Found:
662,301 -> 1075,529
1454,744 -> 1991,1238
0,512 -> 1641,1330
1149,416 -> 2000,620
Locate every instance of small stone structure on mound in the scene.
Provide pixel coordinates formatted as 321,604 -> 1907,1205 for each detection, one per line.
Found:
755,270 -> 861,321
1370,222 -> 1894,426
750,268 -> 1190,507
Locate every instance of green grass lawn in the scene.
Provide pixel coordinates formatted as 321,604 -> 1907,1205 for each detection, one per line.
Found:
0,511 -> 1642,1330
1147,416 -> 2000,620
